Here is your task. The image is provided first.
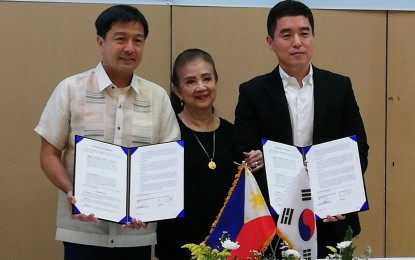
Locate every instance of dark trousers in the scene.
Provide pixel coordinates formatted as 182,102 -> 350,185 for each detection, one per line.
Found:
63,242 -> 151,260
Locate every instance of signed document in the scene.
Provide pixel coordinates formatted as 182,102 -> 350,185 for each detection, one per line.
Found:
73,135 -> 184,224
262,136 -> 368,219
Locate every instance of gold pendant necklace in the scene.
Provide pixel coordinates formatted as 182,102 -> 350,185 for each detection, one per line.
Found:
192,130 -> 216,170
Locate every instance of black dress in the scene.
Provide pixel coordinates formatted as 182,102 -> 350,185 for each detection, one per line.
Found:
156,117 -> 237,259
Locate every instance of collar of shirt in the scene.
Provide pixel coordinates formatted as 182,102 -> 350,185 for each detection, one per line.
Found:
279,64 -> 314,89
94,62 -> 141,95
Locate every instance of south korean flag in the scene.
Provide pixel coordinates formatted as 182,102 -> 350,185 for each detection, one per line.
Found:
278,167 -> 317,260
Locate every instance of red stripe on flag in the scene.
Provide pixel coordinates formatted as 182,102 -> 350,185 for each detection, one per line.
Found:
230,216 -> 276,259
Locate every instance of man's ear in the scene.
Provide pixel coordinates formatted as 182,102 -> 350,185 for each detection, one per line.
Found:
97,36 -> 104,48
266,35 -> 274,51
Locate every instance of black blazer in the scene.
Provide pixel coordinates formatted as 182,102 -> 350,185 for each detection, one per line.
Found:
233,65 -> 369,240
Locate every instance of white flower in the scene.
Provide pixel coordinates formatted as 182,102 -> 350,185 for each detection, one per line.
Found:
282,249 -> 301,258
337,241 -> 352,249
221,239 -> 240,250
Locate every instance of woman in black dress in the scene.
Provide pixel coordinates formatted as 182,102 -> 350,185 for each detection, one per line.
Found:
156,49 -> 263,259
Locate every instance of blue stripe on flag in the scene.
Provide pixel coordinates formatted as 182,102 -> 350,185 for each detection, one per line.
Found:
205,172 -> 246,250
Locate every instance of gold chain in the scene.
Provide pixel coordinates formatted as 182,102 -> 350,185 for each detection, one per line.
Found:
191,130 -> 216,170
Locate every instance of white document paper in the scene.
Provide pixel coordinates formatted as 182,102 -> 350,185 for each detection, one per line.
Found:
262,136 -> 368,219
262,141 -> 304,215
129,142 -> 184,222
73,136 -> 184,224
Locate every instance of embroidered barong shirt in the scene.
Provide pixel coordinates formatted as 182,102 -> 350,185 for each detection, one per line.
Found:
35,62 -> 180,247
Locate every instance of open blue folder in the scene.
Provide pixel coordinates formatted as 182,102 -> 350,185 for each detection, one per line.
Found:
73,135 -> 184,224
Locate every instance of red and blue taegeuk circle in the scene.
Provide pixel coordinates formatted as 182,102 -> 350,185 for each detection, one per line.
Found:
298,209 -> 315,241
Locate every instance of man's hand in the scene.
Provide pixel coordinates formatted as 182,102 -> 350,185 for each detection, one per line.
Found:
122,219 -> 148,229
323,214 -> 346,223
67,191 -> 99,223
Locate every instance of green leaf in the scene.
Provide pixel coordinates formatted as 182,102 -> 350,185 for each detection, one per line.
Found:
343,226 -> 353,241
327,246 -> 337,253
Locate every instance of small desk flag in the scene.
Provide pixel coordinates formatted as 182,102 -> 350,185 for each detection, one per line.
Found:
277,167 -> 317,260
205,164 -> 277,258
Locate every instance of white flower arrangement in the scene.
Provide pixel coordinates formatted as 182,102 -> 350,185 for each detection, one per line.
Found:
337,241 -> 353,249
281,249 -> 302,260
181,242 -> 231,260
183,227 -> 371,260
325,244 -> 372,260
221,238 -> 240,251
325,226 -> 372,260
181,232 -> 237,260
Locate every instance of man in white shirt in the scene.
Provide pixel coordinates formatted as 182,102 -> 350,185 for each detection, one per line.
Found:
233,0 -> 369,258
35,5 -> 180,259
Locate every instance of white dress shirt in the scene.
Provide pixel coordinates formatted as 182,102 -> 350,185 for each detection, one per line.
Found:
279,65 -> 314,147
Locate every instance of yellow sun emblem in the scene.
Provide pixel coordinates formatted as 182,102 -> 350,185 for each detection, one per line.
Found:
249,189 -> 266,211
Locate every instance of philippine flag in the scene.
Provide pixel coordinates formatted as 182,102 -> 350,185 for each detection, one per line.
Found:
277,167 -> 317,260
205,164 -> 277,259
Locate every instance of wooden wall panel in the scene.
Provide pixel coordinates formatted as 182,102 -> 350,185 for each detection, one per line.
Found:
172,6 -> 275,122
0,2 -> 170,259
312,10 -> 386,257
386,11 -> 415,257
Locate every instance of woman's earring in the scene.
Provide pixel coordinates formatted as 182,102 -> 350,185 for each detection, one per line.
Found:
180,99 -> 184,107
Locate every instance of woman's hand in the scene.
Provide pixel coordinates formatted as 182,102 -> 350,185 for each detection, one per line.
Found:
243,150 -> 264,172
